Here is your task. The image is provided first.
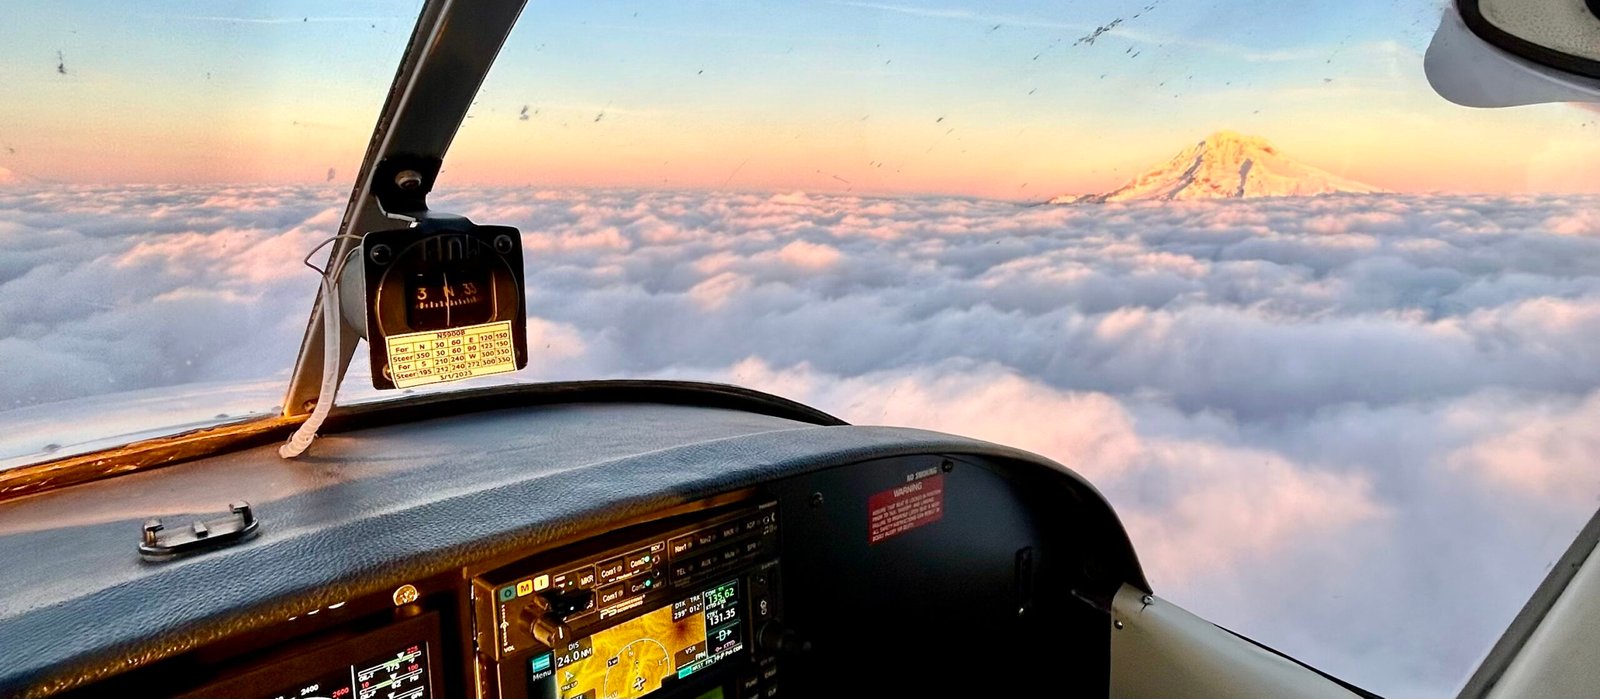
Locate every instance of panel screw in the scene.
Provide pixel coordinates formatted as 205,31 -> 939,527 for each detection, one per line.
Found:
809,492 -> 825,509
941,459 -> 954,473
494,234 -> 515,254
369,244 -> 392,265
1141,595 -> 1154,607
1114,620 -> 1124,630
393,583 -> 420,606
395,170 -> 424,190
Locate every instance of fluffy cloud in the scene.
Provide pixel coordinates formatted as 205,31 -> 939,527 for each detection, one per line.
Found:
1447,390 -> 1600,504
709,357 -> 1387,584
3,184 -> 1600,696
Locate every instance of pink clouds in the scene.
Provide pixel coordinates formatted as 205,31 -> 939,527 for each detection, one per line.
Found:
723,358 -> 1144,480
1544,208 -> 1600,236
1119,440 -> 1386,586
687,271 -> 754,309
716,358 -> 1386,589
522,225 -> 631,252
774,240 -> 842,270
1448,391 -> 1600,505
3,184 -> 1600,695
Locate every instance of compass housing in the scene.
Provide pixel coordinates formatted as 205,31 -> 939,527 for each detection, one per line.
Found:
356,214 -> 528,390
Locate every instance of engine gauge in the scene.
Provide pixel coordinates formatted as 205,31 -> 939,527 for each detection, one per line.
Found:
348,213 -> 528,390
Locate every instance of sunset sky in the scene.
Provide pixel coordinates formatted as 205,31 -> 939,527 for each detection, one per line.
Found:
6,5 -> 1600,695
3,0 -> 1598,197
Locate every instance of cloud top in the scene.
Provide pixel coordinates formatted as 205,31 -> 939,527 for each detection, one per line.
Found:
3,184 -> 1599,696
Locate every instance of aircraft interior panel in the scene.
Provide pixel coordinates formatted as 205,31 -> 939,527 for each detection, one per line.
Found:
0,388 -> 1140,698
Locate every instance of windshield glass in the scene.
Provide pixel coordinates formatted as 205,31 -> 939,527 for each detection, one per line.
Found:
4,1 -> 1599,695
430,1 -> 1598,696
0,1 -> 421,464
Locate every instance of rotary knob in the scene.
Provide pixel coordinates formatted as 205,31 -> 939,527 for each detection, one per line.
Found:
520,588 -> 593,646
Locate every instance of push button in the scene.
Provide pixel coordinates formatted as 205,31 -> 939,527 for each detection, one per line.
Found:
750,569 -> 778,623
551,565 -> 596,590
669,534 -> 694,558
625,572 -> 661,596
596,583 -> 627,606
625,545 -> 659,574
738,675 -> 761,698
596,556 -> 628,584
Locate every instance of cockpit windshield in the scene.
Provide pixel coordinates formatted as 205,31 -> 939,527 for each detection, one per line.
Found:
3,1 -> 1600,696
0,1 -> 422,463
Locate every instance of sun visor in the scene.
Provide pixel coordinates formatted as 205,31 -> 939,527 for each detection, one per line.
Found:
1473,0 -> 1600,74
1426,3 -> 1600,107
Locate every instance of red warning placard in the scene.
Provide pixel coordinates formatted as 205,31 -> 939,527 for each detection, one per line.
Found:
868,474 -> 945,545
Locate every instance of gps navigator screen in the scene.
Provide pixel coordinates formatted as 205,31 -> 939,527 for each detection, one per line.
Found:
529,579 -> 744,699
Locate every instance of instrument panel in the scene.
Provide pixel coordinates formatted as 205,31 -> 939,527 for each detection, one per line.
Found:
473,500 -> 783,699
178,613 -> 444,699
20,405 -> 1138,699
168,499 -> 787,699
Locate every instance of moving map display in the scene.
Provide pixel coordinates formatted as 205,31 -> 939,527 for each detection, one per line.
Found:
529,580 -> 743,699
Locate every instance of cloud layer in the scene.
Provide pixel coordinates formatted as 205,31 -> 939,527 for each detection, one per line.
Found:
3,184 -> 1600,696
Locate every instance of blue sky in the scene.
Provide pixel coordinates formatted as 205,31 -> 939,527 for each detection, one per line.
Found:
3,0 -> 1596,195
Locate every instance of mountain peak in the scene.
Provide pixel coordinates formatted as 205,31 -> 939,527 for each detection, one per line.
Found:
1051,131 -> 1383,204
1203,127 -> 1267,144
1202,129 -> 1260,143
1197,130 -> 1274,154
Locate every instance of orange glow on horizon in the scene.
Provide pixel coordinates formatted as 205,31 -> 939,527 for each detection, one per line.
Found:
436,103 -> 1600,199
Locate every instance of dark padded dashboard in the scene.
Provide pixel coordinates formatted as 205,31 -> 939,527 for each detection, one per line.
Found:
0,382 -> 1145,698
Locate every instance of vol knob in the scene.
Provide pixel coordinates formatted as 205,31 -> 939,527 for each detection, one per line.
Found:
520,604 -> 573,646
520,588 -> 593,647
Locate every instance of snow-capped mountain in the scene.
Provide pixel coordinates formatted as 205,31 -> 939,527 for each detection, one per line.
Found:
1051,131 -> 1383,203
